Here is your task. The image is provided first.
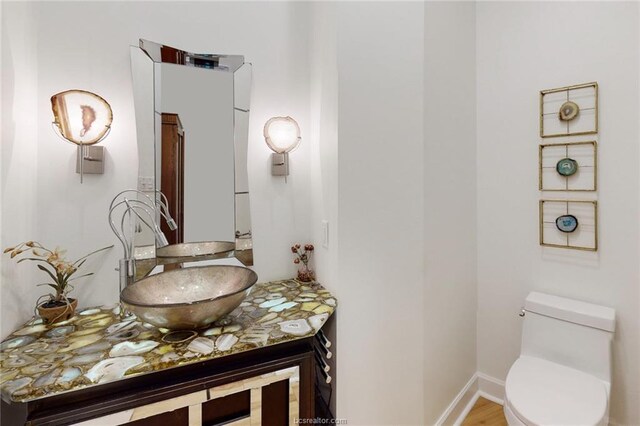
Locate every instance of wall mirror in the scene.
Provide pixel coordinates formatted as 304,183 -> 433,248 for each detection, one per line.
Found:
130,39 -> 253,268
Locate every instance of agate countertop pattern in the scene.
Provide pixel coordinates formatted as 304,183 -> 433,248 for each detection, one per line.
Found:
0,280 -> 336,403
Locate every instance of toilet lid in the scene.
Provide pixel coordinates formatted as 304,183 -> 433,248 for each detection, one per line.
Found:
505,356 -> 608,426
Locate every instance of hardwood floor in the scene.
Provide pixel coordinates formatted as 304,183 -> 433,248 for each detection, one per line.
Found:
461,397 -> 508,426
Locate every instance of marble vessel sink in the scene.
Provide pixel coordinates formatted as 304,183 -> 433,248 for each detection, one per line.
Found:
155,241 -> 235,259
120,265 -> 258,329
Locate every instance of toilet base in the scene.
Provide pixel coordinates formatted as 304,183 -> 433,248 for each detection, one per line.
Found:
503,399 -> 525,426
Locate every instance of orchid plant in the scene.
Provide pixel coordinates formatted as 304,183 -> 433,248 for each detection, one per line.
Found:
4,241 -> 112,306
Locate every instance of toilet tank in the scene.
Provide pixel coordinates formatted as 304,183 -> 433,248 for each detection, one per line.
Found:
521,292 -> 615,383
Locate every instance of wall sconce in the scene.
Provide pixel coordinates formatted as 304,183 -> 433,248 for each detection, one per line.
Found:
263,116 -> 301,177
51,90 -> 113,183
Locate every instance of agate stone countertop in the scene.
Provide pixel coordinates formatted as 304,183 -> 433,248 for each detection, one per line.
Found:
0,279 -> 336,403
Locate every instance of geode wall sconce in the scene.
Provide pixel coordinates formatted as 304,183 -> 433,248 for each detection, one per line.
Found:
51,90 -> 113,183
263,116 -> 301,178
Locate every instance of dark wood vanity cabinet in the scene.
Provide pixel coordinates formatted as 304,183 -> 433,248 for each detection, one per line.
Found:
1,335 -> 335,425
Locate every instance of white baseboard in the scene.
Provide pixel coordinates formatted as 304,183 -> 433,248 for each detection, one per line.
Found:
435,373 -> 479,426
477,372 -> 505,405
451,391 -> 481,426
436,372 -> 506,426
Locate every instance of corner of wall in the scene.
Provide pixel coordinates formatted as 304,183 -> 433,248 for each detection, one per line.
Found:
423,1 -> 478,423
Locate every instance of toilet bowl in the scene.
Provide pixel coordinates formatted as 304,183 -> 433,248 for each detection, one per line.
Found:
504,292 -> 615,426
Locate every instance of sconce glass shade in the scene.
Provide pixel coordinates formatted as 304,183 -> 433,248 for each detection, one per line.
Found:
51,90 -> 113,145
263,116 -> 301,154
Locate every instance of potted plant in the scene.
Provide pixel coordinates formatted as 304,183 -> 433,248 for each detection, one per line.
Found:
291,243 -> 315,282
4,241 -> 112,324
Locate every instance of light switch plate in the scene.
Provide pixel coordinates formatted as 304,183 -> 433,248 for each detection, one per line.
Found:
321,220 -> 329,248
138,176 -> 154,192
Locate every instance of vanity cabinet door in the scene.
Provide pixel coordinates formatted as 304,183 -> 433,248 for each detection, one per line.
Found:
70,391 -> 206,426
202,365 -> 301,425
70,366 -> 300,426
126,408 -> 190,426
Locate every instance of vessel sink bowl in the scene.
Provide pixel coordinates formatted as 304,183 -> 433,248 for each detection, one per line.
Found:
120,265 -> 258,329
156,241 -> 235,259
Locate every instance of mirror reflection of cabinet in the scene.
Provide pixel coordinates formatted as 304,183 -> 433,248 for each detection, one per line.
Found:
161,113 -> 184,245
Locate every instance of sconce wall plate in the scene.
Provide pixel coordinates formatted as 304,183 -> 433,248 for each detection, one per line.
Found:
271,153 -> 289,176
76,146 -> 105,174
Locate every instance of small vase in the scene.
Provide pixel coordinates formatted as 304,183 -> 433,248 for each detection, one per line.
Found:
297,264 -> 315,282
37,298 -> 77,324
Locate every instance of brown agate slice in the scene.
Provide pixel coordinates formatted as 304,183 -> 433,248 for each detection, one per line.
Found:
51,90 -> 112,145
559,101 -> 579,121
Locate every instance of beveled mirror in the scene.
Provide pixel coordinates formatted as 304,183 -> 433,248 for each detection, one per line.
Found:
130,39 -> 253,267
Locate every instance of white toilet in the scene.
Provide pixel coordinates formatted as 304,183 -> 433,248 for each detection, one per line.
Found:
504,292 -> 615,426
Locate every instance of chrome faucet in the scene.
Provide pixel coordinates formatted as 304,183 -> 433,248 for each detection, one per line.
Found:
108,189 -> 177,291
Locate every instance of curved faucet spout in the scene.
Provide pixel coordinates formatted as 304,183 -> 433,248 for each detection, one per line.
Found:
123,199 -> 169,248
108,189 -> 174,292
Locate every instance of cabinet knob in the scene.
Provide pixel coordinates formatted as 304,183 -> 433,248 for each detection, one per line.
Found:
315,352 -> 330,373
317,330 -> 332,348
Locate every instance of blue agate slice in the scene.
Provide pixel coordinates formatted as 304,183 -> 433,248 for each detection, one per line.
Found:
556,158 -> 578,176
556,215 -> 579,233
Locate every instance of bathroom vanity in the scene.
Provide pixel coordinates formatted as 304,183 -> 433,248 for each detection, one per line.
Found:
0,280 -> 337,425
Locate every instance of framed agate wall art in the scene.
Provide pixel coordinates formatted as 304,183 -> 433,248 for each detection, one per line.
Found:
540,82 -> 598,138
539,199 -> 598,251
539,141 -> 597,191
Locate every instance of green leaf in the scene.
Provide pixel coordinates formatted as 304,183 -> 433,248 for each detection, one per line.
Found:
36,283 -> 61,292
68,272 -> 94,281
17,257 -> 50,264
37,264 -> 58,283
72,245 -> 114,266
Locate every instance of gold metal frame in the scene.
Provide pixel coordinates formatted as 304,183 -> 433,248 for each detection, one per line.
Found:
540,82 -> 598,138
538,141 -> 597,191
539,199 -> 598,251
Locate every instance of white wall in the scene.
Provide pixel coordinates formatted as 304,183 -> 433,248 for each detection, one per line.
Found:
335,3 -> 426,424
1,1 -> 40,338
0,1 -> 314,337
476,3 -> 640,425
309,2 -> 339,294
423,2 -> 478,424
